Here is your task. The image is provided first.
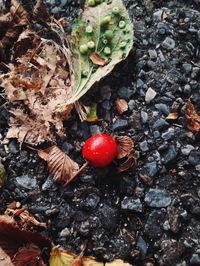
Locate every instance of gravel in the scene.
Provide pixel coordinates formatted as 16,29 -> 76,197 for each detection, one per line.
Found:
1,0 -> 200,265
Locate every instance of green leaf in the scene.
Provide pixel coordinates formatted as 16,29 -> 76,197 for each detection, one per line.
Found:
63,0 -> 133,106
86,103 -> 98,122
0,161 -> 6,188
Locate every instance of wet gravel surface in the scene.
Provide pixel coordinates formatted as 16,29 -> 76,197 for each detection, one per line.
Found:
1,0 -> 200,265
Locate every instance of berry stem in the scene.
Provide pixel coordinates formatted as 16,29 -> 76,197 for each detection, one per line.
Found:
63,161 -> 89,188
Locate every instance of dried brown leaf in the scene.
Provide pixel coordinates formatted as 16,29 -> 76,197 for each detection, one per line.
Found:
13,244 -> 46,266
0,0 -> 29,61
38,146 -> 79,184
33,0 -> 50,24
114,136 -> 134,159
116,99 -> 128,115
185,100 -> 200,133
89,53 -> 108,66
0,247 -> 14,266
6,207 -> 47,228
0,215 -> 50,258
117,151 -> 137,173
166,112 -> 178,120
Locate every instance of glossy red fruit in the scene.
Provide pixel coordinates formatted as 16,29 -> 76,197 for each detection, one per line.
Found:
82,133 -> 118,168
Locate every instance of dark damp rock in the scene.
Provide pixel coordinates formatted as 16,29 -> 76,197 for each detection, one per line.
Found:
144,209 -> 166,239
155,103 -> 170,116
145,161 -> 158,177
118,86 -> 133,99
144,189 -> 171,208
148,49 -> 157,60
139,140 -> 149,152
161,128 -> 175,141
182,63 -> 192,74
188,151 -> 200,166
181,145 -> 194,156
90,125 -> 101,135
42,175 -> 54,191
109,236 -> 131,258
153,118 -> 169,131
137,236 -> 148,258
181,195 -> 200,216
121,197 -> 143,213
8,140 -> 19,155
162,37 -> 175,50
128,99 -> 136,111
62,142 -> 73,154
98,203 -> 118,230
59,227 -> 70,238
45,207 -> 59,217
112,119 -> 129,131
15,175 -> 38,190
162,145 -> 178,164
145,88 -> 157,103
190,254 -> 200,265
80,175 -> 95,185
120,176 -> 136,195
141,111 -> 148,124
81,193 -> 100,210
158,239 -> 185,266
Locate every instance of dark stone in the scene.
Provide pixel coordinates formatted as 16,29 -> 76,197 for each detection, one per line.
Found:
98,204 -> 118,230
82,193 -> 100,210
162,37 -> 175,50
144,189 -> 171,208
190,254 -> 200,265
155,103 -> 170,116
112,119 -> 129,131
145,161 -> 158,177
139,140 -> 149,152
137,236 -> 148,258
163,145 -> 178,164
121,197 -> 143,213
153,118 -> 169,131
188,151 -> 200,166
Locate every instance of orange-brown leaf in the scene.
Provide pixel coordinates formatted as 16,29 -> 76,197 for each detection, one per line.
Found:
89,53 -> 108,66
185,100 -> 200,133
33,0 -> 50,23
115,99 -> 128,115
117,151 -> 137,173
13,244 -> 47,266
166,112 -> 178,120
38,146 -> 79,184
114,136 -> 134,159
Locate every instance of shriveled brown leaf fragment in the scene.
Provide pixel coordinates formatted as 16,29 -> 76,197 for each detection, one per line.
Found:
166,112 -> 178,120
114,136 -> 134,159
33,0 -> 50,24
185,100 -> 200,133
38,146 -> 79,185
0,247 -> 14,266
0,215 -> 50,259
89,53 -> 108,66
13,244 -> 47,266
117,151 -> 137,173
115,99 -> 128,115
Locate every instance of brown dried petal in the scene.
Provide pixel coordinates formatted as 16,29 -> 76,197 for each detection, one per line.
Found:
185,99 -> 200,133
38,146 -> 79,184
114,136 -> 134,159
115,99 -> 128,115
89,52 -> 108,66
117,151 -> 137,173
13,244 -> 46,266
166,112 -> 178,120
33,0 -> 50,23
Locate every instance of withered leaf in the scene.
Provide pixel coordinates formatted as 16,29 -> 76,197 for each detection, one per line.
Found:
117,151 -> 137,173
114,136 -> 134,159
89,53 -> 108,66
166,112 -> 178,120
38,146 -> 79,185
33,0 -> 50,24
0,0 -> 29,61
185,100 -> 200,133
13,244 -> 46,266
0,247 -> 14,266
6,207 -> 47,228
0,215 -> 50,259
115,99 -> 128,115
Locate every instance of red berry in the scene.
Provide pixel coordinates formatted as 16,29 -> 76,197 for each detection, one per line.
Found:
82,133 -> 118,168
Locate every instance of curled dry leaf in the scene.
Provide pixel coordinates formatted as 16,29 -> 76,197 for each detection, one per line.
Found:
13,244 -> 46,266
33,0 -> 50,24
0,159 -> 6,188
89,53 -> 108,66
185,99 -> 200,133
6,207 -> 47,228
0,247 -> 14,266
38,146 -> 79,185
0,0 -> 29,61
115,99 -> 128,115
114,136 -> 134,159
166,112 -> 178,120
0,215 -> 50,259
117,151 -> 137,173
2,35 -> 73,145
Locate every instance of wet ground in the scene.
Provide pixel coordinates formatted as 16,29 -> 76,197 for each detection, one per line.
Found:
1,0 -> 200,265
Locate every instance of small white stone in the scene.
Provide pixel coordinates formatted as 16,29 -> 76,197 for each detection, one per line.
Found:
145,87 -> 157,103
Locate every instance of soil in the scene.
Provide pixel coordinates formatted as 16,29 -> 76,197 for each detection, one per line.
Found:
1,0 -> 200,265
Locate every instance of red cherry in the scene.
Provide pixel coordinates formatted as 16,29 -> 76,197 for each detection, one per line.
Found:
82,133 -> 118,168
